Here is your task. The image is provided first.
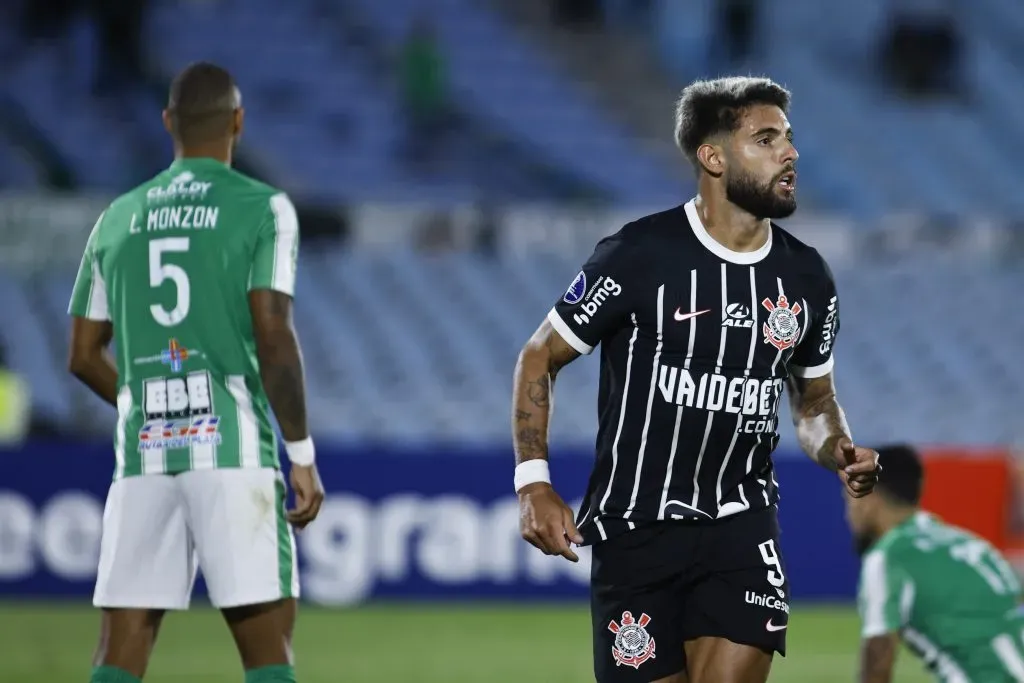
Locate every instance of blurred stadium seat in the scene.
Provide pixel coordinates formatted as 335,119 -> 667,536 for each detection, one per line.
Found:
0,2 -> 1021,680
1,236 -> 1021,448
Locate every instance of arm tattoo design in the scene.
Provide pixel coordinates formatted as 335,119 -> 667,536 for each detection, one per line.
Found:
526,376 -> 550,410
788,374 -> 851,471
515,427 -> 547,461
511,323 -> 582,467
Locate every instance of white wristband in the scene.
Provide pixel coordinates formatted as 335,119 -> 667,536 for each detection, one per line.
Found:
285,437 -> 316,466
514,460 -> 551,493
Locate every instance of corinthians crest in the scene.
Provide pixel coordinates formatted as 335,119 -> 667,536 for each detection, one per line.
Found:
608,611 -> 656,669
761,295 -> 802,350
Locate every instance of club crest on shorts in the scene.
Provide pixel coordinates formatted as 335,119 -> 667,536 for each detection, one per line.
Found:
761,294 -> 802,350
607,611 -> 656,669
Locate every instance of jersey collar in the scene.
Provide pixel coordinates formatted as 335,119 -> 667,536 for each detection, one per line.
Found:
683,199 -> 773,265
169,157 -> 228,172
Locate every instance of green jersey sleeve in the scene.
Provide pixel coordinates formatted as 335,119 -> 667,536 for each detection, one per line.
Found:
249,192 -> 299,296
858,547 -> 914,638
68,212 -> 110,321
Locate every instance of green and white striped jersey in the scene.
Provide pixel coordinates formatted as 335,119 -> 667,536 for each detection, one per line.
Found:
68,158 -> 299,480
858,511 -> 1024,682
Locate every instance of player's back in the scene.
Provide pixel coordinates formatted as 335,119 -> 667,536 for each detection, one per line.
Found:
863,511 -> 1024,681
70,157 -> 298,479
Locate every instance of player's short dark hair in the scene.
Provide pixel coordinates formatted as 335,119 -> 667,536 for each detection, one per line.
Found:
873,444 -> 925,507
166,61 -> 240,146
674,76 -> 791,167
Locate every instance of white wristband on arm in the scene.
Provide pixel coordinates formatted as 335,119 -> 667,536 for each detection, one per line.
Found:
285,437 -> 316,466
514,460 -> 551,493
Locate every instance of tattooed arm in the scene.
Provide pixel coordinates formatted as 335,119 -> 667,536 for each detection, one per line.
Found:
787,372 -> 879,497
512,319 -> 585,562
512,319 -> 581,467
786,373 -> 850,471
249,289 -> 309,441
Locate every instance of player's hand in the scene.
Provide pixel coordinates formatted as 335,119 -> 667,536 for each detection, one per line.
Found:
835,438 -> 881,499
518,483 -> 584,562
288,463 -> 325,529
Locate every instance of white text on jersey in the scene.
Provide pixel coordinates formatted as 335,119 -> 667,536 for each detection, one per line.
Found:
145,206 -> 219,232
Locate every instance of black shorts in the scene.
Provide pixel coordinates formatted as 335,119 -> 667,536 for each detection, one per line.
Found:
590,505 -> 790,683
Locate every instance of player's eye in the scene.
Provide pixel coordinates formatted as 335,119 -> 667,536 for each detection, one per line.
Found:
757,137 -> 771,146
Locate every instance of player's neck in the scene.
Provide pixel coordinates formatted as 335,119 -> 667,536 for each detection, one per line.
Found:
175,143 -> 233,166
693,191 -> 770,254
876,507 -> 917,538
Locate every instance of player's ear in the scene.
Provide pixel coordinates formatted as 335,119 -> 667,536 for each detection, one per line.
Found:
696,142 -> 725,177
233,107 -> 244,141
162,109 -> 174,136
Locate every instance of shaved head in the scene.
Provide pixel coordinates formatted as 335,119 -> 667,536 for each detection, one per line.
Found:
165,62 -> 242,147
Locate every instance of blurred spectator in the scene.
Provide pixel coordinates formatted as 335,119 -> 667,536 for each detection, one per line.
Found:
599,0 -> 653,30
20,0 -> 79,46
552,0 -> 602,27
879,0 -> 963,99
398,15 -> 453,172
714,0 -> 760,68
0,344 -> 30,447
89,0 -> 149,95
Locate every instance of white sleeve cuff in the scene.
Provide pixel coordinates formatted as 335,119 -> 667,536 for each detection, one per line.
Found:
861,624 -> 896,639
790,355 -> 834,379
546,308 -> 594,355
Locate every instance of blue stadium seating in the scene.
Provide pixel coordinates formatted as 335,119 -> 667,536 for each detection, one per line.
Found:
4,0 -> 1024,216
6,242 -> 1021,450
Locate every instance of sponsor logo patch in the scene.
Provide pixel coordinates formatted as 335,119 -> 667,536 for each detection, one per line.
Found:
563,271 -> 587,305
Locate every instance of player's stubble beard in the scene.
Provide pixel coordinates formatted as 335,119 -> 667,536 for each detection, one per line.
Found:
725,166 -> 797,220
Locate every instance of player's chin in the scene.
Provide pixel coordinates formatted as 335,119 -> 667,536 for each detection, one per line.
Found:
767,192 -> 798,218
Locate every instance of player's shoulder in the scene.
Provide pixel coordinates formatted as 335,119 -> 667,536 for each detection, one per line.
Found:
600,204 -> 687,251
221,166 -> 284,197
92,180 -> 153,235
769,221 -> 835,282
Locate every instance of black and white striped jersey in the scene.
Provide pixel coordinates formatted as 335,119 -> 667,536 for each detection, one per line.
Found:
548,199 -> 840,545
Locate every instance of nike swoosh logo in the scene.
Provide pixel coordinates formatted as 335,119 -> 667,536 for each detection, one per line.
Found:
674,308 -> 711,322
765,620 -> 788,632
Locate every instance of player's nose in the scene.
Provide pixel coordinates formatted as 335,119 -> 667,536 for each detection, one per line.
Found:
781,140 -> 799,165
782,142 -> 798,165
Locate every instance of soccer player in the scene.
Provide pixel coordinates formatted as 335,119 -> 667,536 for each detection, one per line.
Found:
511,76 -> 881,683
850,445 -> 1024,682
67,62 -> 324,683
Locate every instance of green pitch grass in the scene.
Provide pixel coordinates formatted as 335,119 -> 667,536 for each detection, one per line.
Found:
1,602 -> 930,682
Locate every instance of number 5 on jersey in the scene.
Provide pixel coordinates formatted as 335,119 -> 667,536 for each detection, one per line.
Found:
150,237 -> 190,326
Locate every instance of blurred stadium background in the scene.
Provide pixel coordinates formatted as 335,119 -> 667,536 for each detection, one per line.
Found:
1,0 -> 1022,680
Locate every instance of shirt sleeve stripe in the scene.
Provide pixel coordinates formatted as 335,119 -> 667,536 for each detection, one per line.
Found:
269,193 -> 298,296
860,550 -> 892,638
85,258 -> 110,321
790,355 -> 834,379
546,308 -> 593,355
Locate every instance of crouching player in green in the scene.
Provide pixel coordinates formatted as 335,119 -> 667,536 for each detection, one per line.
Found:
846,444 -> 1024,682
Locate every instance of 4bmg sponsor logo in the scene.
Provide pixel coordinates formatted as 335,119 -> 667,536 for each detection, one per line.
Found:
573,276 -> 622,326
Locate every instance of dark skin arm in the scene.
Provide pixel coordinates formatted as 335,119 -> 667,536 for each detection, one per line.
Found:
859,633 -> 899,683
512,319 -> 584,561
249,289 -> 324,528
786,372 -> 879,497
249,289 -> 309,441
68,317 -> 118,406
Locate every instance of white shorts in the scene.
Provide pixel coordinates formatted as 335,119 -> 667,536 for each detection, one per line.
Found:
93,468 -> 299,610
